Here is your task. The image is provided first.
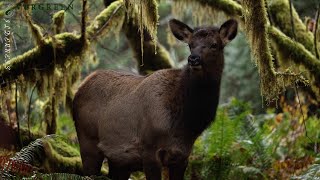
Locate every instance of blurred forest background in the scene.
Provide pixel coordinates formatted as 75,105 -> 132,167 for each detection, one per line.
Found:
0,0 -> 320,179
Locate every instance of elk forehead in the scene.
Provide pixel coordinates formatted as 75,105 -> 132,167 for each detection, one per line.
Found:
189,27 -> 222,48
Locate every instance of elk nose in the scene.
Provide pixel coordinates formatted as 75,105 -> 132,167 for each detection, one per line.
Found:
188,55 -> 201,66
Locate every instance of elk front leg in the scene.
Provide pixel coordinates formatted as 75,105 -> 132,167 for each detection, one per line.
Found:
143,153 -> 162,180
168,160 -> 188,180
107,161 -> 131,180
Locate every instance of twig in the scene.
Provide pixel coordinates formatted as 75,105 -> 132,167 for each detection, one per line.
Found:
81,0 -> 88,44
139,0 -> 144,67
314,5 -> 319,59
288,0 -> 296,39
15,82 -> 22,148
27,82 -> 37,140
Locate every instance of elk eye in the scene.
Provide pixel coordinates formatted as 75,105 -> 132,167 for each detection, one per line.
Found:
210,43 -> 217,49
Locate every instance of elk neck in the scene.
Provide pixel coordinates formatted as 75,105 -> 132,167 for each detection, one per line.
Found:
170,57 -> 224,138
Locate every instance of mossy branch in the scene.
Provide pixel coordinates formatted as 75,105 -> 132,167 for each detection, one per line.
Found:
268,0 -> 316,54
53,11 -> 65,34
179,0 -> 242,17
0,0 -> 126,89
87,0 -> 125,41
0,33 -> 83,88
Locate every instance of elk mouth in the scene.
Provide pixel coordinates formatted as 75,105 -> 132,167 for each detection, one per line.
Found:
189,64 -> 202,71
188,59 -> 202,71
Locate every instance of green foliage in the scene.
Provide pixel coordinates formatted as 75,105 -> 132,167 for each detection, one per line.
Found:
187,97 -> 320,179
187,99 -> 253,180
292,163 -> 320,179
221,32 -> 263,113
268,0 -> 315,53
56,114 -> 77,142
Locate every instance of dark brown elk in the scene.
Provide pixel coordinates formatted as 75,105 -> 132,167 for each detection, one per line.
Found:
73,19 -> 238,180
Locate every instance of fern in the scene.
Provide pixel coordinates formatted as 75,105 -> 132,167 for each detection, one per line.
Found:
291,164 -> 320,179
24,173 -> 111,180
188,99 -> 251,179
11,138 -> 45,166
0,135 -> 83,178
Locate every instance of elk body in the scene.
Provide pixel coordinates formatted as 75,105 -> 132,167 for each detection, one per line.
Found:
73,19 -> 238,180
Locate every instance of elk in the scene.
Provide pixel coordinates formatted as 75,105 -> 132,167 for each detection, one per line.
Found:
73,18 -> 238,180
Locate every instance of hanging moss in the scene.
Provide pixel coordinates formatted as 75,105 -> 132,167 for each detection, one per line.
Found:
173,0 -> 242,22
124,19 -> 173,74
204,0 -> 242,17
53,10 -> 65,34
242,0 -> 307,102
172,0 -> 226,27
124,0 -> 159,64
268,0 -> 315,54
25,13 -> 44,46
125,0 -> 159,44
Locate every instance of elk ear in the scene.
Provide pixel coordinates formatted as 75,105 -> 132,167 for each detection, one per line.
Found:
219,19 -> 238,45
169,19 -> 193,43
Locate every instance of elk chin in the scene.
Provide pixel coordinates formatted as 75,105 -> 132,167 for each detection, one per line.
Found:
188,64 -> 204,77
189,64 -> 202,71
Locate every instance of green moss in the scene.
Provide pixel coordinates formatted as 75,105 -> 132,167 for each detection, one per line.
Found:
143,0 -> 159,43
269,26 -> 320,100
0,32 -> 83,89
87,0 -> 125,40
26,14 -> 44,46
126,0 -> 159,43
205,0 -> 242,17
182,0 -> 242,17
124,0 -> 160,64
43,136 -> 82,174
46,138 -> 79,157
242,0 -> 275,100
53,10 -> 65,34
172,0 -> 242,28
139,42 -> 173,74
124,19 -> 173,74
242,0 -> 308,102
268,0 -> 315,54
268,27 -> 320,74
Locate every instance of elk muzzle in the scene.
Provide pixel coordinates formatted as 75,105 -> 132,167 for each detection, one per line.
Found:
188,55 -> 201,67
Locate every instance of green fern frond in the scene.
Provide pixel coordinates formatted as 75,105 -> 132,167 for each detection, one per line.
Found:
291,164 -> 320,179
